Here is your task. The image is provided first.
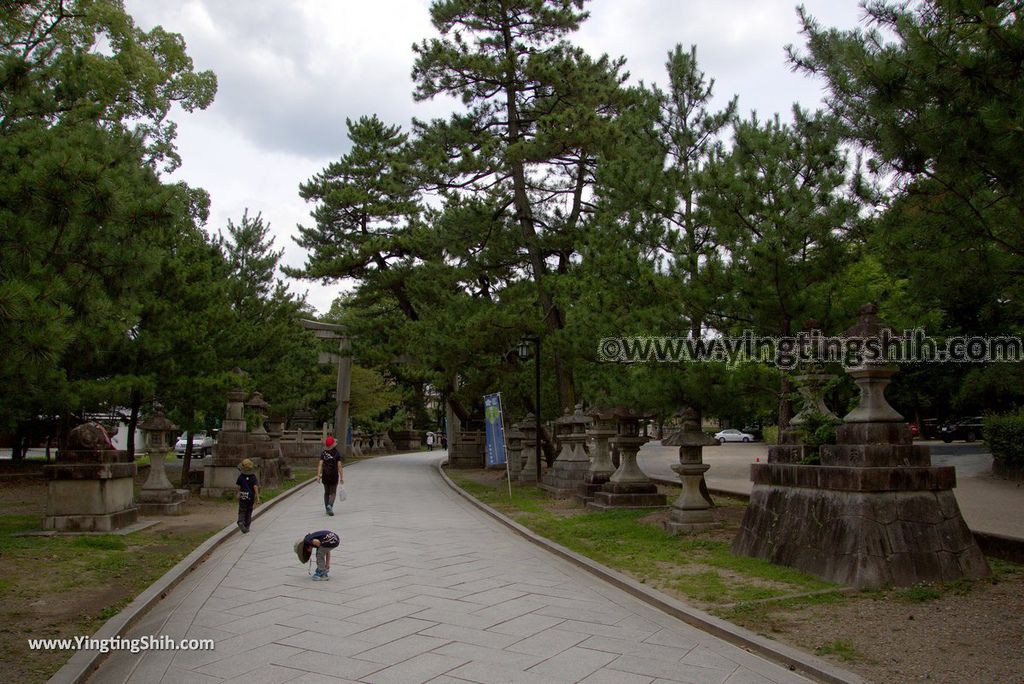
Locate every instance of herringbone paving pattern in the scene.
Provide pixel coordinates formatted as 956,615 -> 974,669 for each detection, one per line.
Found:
91,452 -> 810,683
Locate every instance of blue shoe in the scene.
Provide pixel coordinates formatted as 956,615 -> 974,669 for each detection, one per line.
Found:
312,571 -> 327,581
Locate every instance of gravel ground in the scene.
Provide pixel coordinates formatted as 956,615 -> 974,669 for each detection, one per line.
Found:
762,570 -> 1024,683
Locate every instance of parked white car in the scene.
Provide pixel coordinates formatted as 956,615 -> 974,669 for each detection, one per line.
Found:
714,428 -> 754,444
175,431 -> 216,458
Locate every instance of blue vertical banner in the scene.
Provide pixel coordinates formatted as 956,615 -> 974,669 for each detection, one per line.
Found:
483,393 -> 508,468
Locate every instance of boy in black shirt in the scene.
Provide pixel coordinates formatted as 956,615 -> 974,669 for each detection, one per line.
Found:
236,458 -> 260,533
317,436 -> 344,516
294,529 -> 340,581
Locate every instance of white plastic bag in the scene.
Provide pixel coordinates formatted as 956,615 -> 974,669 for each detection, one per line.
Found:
336,484 -> 347,502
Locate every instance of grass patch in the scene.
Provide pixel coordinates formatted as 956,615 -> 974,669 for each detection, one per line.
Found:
70,535 -> 125,551
263,467 -> 316,502
900,583 -> 942,602
815,639 -> 862,662
990,557 -> 1024,579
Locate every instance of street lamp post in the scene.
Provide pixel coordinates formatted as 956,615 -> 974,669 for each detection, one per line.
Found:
517,337 -> 541,482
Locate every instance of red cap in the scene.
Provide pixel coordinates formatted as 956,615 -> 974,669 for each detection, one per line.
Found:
325,436 -> 336,448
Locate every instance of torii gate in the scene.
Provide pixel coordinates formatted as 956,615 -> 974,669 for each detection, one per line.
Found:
300,319 -> 351,457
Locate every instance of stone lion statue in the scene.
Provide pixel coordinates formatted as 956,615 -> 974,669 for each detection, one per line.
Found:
67,422 -> 116,451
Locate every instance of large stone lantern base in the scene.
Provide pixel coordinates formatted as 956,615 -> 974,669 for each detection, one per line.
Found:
733,463 -> 989,587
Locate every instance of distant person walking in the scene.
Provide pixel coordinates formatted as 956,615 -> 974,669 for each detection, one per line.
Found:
317,436 -> 344,516
236,458 -> 260,533
426,431 -> 435,451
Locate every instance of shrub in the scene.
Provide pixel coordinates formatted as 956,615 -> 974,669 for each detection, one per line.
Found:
762,425 -> 780,445
793,411 -> 841,461
983,412 -> 1024,467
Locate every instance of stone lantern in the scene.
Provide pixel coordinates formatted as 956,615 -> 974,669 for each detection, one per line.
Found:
137,406 -> 189,515
769,321 -> 840,463
589,407 -> 666,510
661,408 -> 719,533
140,406 -> 178,456
247,392 -> 271,442
202,378 -> 254,498
505,422 -> 526,479
577,407 -> 617,503
540,403 -> 592,499
248,391 -> 285,487
518,413 -> 542,483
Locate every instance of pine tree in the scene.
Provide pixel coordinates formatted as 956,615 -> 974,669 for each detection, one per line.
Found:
411,0 -> 629,409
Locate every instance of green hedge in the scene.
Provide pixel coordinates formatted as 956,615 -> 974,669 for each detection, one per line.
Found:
983,412 -> 1024,467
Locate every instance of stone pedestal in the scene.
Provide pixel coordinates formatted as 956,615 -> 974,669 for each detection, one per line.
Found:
202,386 -> 253,497
733,305 -> 990,588
518,414 -> 544,483
138,451 -> 189,515
448,431 -> 485,469
577,409 -> 617,503
540,405 -> 592,499
390,430 -> 422,451
589,410 -> 666,510
43,424 -> 138,532
247,392 -> 283,489
662,409 -> 720,534
506,423 -> 525,480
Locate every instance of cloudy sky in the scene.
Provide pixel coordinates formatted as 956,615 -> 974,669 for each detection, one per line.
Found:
123,0 -> 868,314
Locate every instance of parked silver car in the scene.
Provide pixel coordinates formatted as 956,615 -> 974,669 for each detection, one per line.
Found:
175,431 -> 216,458
714,428 -> 754,444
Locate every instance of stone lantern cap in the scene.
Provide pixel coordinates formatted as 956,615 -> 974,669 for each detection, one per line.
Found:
246,392 -> 270,414
662,429 -> 718,447
843,303 -> 897,339
586,406 -> 619,421
556,403 -> 592,434
138,407 -> 178,434
556,403 -> 591,425
662,408 -> 717,447
519,413 -> 538,435
506,422 -> 526,440
604,406 -> 652,436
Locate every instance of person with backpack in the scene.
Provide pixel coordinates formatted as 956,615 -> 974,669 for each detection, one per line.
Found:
316,436 -> 344,516
236,458 -> 260,533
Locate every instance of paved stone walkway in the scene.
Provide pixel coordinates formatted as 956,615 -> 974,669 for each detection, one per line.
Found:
92,452 -> 810,684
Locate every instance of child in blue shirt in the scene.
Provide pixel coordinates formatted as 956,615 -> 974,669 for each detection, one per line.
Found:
236,458 -> 260,533
294,529 -> 340,581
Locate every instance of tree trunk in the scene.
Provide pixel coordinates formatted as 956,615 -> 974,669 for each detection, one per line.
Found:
778,375 -> 793,431
127,390 -> 142,460
180,432 -> 194,490
11,423 -> 25,460
498,11 -> 574,412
